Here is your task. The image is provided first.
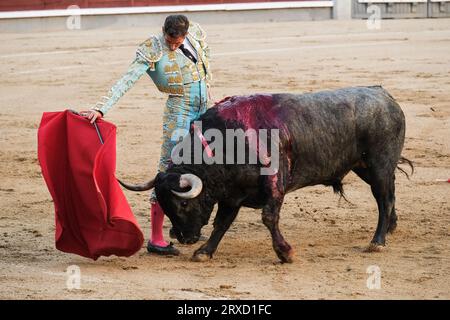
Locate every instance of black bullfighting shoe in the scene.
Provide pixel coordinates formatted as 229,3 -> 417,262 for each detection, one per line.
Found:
169,227 -> 207,241
146,241 -> 180,256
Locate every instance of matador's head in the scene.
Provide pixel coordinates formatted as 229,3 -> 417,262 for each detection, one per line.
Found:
162,14 -> 189,51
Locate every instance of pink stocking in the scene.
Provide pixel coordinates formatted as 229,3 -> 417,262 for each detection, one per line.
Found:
150,202 -> 168,247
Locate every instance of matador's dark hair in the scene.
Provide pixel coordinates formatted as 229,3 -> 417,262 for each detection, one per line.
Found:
163,15 -> 189,38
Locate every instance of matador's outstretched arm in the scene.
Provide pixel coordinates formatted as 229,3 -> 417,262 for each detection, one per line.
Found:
93,55 -> 150,116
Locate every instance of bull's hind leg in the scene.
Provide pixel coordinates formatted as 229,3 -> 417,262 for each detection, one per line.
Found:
366,172 -> 396,252
353,166 -> 397,251
387,203 -> 398,234
353,168 -> 398,234
261,198 -> 294,263
386,176 -> 398,234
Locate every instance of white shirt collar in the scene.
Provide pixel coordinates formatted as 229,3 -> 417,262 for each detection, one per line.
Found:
181,37 -> 198,60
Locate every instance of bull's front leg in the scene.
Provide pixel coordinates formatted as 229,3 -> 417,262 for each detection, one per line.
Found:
262,197 -> 294,263
191,203 -> 240,262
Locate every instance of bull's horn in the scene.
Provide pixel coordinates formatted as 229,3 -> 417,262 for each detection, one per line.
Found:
118,178 -> 155,191
171,174 -> 203,199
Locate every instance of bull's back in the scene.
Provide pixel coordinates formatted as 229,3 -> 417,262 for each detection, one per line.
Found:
274,86 -> 405,188
200,86 -> 405,189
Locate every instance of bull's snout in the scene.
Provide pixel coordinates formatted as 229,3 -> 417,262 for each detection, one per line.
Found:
185,235 -> 200,244
176,231 -> 200,245
171,224 -> 202,245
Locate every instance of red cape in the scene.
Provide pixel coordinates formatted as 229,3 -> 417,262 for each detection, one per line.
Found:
38,110 -> 143,260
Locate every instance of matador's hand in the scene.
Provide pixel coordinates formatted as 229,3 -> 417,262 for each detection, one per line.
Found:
80,109 -> 103,124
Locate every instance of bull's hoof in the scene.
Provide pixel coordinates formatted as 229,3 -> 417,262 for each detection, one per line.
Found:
191,252 -> 212,262
277,249 -> 294,263
365,243 -> 385,253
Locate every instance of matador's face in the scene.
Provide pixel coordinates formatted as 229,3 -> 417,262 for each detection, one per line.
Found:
163,33 -> 186,51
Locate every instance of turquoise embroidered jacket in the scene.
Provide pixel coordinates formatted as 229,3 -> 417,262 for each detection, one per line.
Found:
96,22 -> 211,116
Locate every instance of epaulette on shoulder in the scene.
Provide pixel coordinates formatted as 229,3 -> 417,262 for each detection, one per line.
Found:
136,35 -> 163,63
188,22 -> 206,42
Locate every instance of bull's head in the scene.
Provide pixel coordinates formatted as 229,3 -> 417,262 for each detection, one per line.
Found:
118,172 -> 215,244
155,172 -> 215,244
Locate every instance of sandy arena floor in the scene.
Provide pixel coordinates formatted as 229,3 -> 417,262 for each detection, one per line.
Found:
0,18 -> 449,299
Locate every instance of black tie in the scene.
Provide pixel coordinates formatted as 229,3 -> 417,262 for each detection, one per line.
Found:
179,44 -> 197,64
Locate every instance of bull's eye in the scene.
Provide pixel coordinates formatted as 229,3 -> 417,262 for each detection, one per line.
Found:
180,200 -> 188,207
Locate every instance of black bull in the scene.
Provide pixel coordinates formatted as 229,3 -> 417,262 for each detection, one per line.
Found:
119,86 -> 413,263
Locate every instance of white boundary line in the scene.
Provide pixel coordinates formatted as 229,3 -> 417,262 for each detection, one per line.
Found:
214,40 -> 403,56
0,1 -> 333,20
0,48 -> 102,59
7,40 -> 404,76
3,28 -> 437,60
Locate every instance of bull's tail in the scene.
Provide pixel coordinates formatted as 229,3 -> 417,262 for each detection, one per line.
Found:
117,178 -> 155,191
397,156 -> 414,179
